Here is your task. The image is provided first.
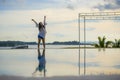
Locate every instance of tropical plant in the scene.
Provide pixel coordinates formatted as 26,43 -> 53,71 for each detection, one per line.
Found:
105,41 -> 113,48
94,36 -> 113,48
94,36 -> 105,48
98,36 -> 106,47
112,39 -> 120,48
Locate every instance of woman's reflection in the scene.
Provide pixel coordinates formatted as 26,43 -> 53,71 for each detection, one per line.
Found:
32,49 -> 46,77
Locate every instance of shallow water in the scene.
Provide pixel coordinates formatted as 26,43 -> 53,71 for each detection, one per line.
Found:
0,45 -> 120,77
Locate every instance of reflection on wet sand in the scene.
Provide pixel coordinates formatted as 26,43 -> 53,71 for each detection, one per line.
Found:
0,48 -> 120,77
32,49 -> 46,77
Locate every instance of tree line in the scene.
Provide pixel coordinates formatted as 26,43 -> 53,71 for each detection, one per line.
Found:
0,41 -> 37,47
0,41 -> 93,47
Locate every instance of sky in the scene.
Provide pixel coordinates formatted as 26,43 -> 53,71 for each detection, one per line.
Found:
0,0 -> 120,42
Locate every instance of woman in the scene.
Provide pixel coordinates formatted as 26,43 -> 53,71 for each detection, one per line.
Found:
32,16 -> 47,49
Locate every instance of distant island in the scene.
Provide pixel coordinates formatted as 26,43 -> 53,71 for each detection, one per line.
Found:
0,41 -> 37,47
0,41 -> 95,47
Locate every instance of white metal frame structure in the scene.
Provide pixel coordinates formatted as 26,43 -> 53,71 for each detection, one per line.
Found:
78,12 -> 120,75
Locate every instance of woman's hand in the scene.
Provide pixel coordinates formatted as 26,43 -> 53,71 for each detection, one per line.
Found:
44,16 -> 46,25
44,16 -> 46,19
31,19 -> 34,21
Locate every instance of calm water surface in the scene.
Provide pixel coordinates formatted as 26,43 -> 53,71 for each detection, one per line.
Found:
0,45 -> 120,77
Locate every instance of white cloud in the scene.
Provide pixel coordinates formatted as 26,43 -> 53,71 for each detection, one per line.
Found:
94,0 -> 120,11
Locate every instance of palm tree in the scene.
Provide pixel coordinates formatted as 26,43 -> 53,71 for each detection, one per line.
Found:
94,36 -> 106,48
94,36 -> 113,48
105,41 -> 113,48
98,36 -> 106,47
112,39 -> 120,48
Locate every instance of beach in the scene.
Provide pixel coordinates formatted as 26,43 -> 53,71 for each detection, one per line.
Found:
0,75 -> 120,80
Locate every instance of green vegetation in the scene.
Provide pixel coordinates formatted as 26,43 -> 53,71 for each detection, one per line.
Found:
94,36 -> 120,48
112,39 -> 120,48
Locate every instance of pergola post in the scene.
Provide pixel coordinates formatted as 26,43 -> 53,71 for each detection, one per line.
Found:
78,13 -> 80,75
83,16 -> 86,75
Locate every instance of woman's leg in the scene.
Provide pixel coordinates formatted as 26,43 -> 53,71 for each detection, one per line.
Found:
42,38 -> 45,49
38,38 -> 41,49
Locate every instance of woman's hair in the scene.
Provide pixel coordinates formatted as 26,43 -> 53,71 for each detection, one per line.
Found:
39,22 -> 45,31
39,22 -> 42,30
39,22 -> 43,30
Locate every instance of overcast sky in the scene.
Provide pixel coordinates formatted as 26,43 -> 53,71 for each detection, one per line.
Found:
0,0 -> 120,42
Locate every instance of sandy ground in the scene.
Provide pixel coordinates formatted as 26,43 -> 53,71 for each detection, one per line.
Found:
0,75 -> 120,80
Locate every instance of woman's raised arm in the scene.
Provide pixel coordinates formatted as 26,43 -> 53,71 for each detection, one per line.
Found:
31,19 -> 38,27
32,19 -> 37,24
43,16 -> 47,26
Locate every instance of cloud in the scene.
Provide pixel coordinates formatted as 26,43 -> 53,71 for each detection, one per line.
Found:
0,0 -> 58,10
0,0 -> 78,10
65,0 -> 75,10
0,0 -> 26,6
66,4 -> 75,10
0,0 -> 103,11
94,0 -> 120,10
